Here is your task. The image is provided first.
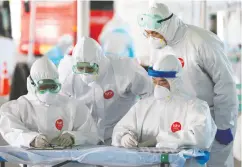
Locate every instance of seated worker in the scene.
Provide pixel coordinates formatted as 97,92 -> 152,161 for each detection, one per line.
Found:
0,56 -> 99,149
58,37 -> 153,145
112,54 -> 217,167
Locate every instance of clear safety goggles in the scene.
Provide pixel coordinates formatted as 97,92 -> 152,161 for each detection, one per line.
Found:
72,62 -> 99,75
138,13 -> 173,31
30,76 -> 61,94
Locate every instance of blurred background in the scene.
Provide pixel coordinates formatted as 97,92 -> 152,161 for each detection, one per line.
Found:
0,0 -> 241,166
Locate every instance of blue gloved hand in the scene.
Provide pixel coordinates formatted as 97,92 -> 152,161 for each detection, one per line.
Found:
195,151 -> 210,165
215,129 -> 233,145
46,46 -> 64,66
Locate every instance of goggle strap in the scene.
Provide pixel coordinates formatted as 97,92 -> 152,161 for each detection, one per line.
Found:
29,75 -> 36,86
157,13 -> 173,24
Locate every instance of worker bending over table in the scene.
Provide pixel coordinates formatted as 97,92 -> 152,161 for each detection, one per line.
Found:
112,53 -> 217,167
0,56 -> 99,149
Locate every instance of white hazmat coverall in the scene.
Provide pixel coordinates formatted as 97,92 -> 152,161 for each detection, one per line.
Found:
58,37 -> 153,144
99,14 -> 134,58
0,57 -> 99,167
112,54 -> 217,167
145,3 -> 238,167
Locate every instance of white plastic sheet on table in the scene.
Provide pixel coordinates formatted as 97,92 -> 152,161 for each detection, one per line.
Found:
0,145 -> 207,167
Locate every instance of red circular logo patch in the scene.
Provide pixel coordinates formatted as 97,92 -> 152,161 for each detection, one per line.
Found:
171,122 -> 182,133
178,58 -> 184,68
104,90 -> 114,99
55,119 -> 63,131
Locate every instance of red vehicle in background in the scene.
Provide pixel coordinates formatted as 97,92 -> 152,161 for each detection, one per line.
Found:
19,0 -> 113,55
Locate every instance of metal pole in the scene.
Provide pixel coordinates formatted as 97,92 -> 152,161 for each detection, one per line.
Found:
224,7 -> 229,54
204,0 -> 207,29
27,0 -> 36,65
77,0 -> 82,42
200,0 -> 207,29
191,1 -> 194,25
77,0 -> 90,42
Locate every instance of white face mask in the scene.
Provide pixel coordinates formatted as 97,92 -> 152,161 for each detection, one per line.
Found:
154,85 -> 171,99
81,74 -> 97,84
149,37 -> 166,49
36,93 -> 58,105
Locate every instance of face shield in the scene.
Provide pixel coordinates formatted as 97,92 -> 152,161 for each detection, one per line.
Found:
138,13 -> 173,32
72,62 -> 99,75
29,76 -> 61,94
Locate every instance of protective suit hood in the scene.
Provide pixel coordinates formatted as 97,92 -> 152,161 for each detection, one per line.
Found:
146,2 -> 188,46
72,37 -> 110,80
27,56 -> 59,99
73,37 -> 105,64
30,56 -> 59,82
152,53 -> 183,93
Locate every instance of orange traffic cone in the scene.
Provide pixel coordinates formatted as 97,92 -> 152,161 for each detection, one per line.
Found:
0,62 -> 10,96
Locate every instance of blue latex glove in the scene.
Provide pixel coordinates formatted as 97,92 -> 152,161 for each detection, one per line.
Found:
215,129 -> 233,145
195,151 -> 210,165
46,46 -> 64,66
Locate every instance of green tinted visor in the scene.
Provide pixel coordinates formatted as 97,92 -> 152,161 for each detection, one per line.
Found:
137,13 -> 173,30
72,62 -> 99,75
36,79 -> 61,94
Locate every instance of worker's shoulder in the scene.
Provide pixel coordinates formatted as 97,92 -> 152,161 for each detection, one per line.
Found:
0,36 -> 15,45
58,55 -> 74,83
58,55 -> 73,73
186,96 -> 209,109
0,100 -> 16,110
0,96 -> 26,112
107,55 -> 137,69
107,54 -> 131,62
186,25 -> 223,46
107,55 -> 131,71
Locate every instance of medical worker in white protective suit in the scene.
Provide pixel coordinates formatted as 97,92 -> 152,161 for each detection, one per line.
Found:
0,56 -> 99,152
112,54 -> 217,167
138,3 -> 238,167
99,15 -> 135,58
58,37 -> 153,145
